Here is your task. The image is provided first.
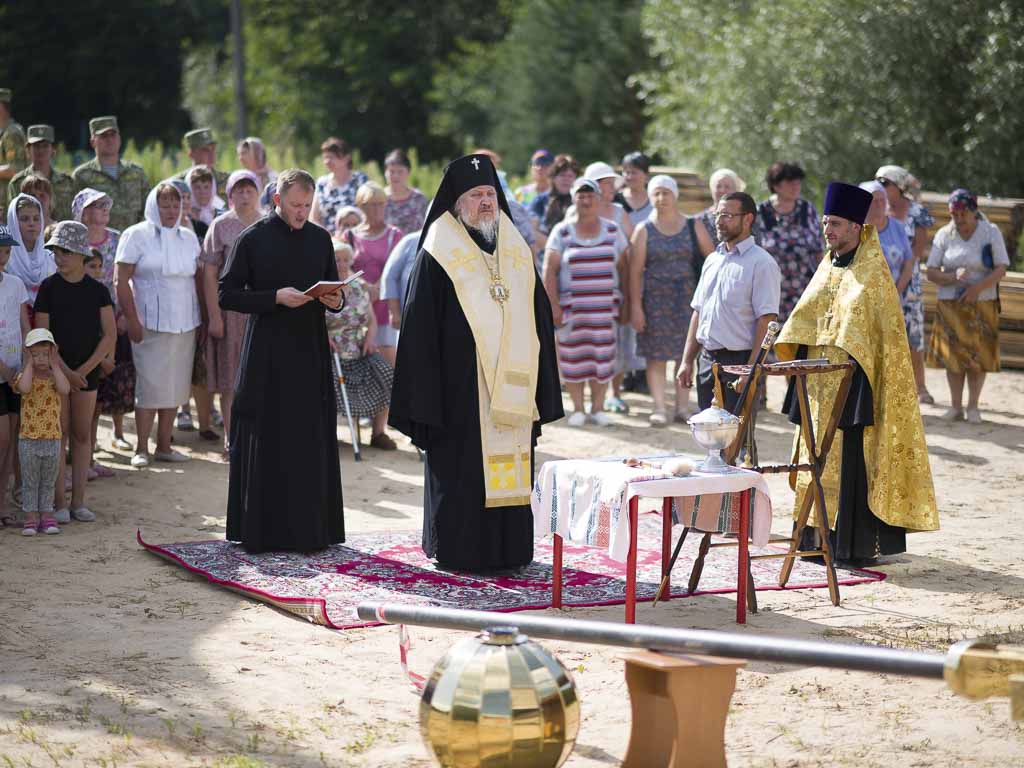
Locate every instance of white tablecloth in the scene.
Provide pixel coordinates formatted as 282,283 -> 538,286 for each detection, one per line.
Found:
532,456 -> 772,561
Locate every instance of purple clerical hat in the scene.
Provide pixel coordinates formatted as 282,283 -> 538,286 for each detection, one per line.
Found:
823,182 -> 872,225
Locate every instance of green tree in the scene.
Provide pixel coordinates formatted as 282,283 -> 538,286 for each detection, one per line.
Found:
639,0 -> 1024,199
0,0 -> 225,154
183,0 -> 513,164
431,0 -> 650,172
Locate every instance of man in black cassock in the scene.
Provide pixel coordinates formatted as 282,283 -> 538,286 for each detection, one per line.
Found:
389,154 -> 563,572
220,169 -> 346,553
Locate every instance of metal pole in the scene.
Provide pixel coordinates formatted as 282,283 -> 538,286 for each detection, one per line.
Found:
357,602 -> 947,680
230,0 -> 248,138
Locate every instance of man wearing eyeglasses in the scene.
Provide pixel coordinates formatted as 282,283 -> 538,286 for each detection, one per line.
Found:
679,191 -> 781,412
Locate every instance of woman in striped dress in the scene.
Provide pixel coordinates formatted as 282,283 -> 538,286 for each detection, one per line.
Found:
543,178 -> 629,427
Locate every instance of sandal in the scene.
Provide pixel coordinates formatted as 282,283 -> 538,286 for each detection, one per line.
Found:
649,411 -> 668,427
369,432 -> 397,450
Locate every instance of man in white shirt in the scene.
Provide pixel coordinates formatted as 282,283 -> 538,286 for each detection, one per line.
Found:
679,191 -> 781,412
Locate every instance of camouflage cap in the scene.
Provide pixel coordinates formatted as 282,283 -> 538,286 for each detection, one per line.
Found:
185,127 -> 216,149
26,125 -> 55,145
89,116 -> 119,136
0,225 -> 20,248
43,220 -> 92,257
0,88 -> 10,104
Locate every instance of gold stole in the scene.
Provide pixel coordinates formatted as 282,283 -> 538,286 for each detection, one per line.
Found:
776,227 -> 938,532
425,211 -> 540,508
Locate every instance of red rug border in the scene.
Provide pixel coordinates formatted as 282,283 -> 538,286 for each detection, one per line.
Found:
136,530 -> 886,630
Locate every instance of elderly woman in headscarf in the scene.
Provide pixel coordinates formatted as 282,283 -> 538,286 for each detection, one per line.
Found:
201,170 -> 263,456
74,188 -> 136,459
5,193 -> 55,305
925,189 -> 1009,423
236,137 -> 277,200
115,180 -> 201,467
630,174 -> 714,425
698,168 -> 745,252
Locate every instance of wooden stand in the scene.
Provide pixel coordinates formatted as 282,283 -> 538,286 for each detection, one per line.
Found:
622,651 -> 746,768
680,359 -> 855,613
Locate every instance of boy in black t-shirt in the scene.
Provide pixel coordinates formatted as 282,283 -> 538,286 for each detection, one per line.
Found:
34,221 -> 115,524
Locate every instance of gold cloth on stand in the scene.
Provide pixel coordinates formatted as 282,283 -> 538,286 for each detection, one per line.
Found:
424,211 -> 540,508
776,226 -> 939,532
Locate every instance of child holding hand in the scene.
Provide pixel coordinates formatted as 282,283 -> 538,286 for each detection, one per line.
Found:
15,329 -> 69,535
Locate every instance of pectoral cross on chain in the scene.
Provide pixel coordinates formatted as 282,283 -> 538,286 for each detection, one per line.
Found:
471,158 -> 480,170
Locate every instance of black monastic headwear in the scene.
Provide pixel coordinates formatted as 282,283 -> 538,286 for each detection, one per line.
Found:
823,181 -> 872,226
416,153 -> 513,253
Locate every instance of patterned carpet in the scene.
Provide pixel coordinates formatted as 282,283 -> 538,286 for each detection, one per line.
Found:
139,515 -> 884,629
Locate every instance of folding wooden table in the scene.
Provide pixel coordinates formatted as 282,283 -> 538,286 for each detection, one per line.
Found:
545,465 -> 770,624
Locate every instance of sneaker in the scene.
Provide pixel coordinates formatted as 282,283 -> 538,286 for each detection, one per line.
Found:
589,411 -> 613,427
154,449 -> 189,463
22,520 -> 37,537
965,407 -> 983,424
649,411 -> 668,427
211,409 -> 224,428
176,411 -> 195,431
941,407 -> 965,422
53,508 -> 71,524
41,517 -> 61,534
566,411 -> 587,428
71,507 -> 96,522
604,396 -> 629,415
111,437 -> 133,451
130,452 -> 151,468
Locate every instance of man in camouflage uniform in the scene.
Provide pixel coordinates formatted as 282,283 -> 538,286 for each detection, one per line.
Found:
9,125 -> 75,221
71,116 -> 148,233
174,127 -> 229,191
0,88 -> 27,213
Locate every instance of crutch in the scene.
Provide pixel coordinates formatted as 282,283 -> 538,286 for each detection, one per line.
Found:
333,352 -> 361,461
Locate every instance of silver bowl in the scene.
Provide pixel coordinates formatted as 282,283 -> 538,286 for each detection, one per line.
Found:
687,406 -> 741,472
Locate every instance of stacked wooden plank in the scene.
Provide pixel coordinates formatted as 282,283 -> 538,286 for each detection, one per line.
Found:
654,167 -> 1024,368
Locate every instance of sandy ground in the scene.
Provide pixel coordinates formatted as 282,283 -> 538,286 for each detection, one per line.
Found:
1,365 -> 1023,768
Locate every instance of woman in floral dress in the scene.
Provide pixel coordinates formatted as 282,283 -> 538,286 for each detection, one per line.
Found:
311,136 -> 368,234
326,240 -> 395,451
383,149 -> 427,234
754,162 -> 822,323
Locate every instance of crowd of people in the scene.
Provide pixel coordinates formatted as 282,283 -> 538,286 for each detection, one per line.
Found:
0,85 -> 1011,540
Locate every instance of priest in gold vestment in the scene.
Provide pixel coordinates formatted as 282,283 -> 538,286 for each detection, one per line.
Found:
776,182 -> 938,564
389,154 -> 563,571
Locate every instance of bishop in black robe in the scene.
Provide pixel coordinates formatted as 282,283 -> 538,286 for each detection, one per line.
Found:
389,154 -> 563,572
220,206 -> 345,553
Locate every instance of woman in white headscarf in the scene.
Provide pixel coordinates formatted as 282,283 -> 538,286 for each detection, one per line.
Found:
115,181 -> 201,468
5,193 -> 55,304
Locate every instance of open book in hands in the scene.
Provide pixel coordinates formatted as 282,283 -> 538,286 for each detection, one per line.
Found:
303,270 -> 364,298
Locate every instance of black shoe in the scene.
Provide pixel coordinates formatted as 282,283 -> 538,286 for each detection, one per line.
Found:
633,369 -> 650,394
